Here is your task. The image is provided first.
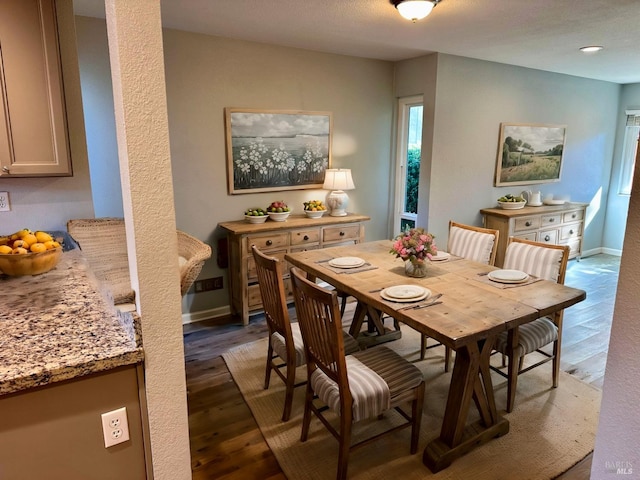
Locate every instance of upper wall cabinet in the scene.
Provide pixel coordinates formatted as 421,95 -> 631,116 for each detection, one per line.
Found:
0,0 -> 72,177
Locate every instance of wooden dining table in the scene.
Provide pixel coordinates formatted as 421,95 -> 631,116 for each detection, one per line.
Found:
285,239 -> 586,472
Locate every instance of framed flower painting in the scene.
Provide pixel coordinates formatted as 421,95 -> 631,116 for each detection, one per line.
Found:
224,108 -> 332,194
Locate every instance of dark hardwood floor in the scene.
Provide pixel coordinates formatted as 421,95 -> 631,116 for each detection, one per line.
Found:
184,253 -> 619,479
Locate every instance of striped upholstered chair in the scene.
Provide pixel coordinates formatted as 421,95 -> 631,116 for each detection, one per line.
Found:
447,220 -> 500,265
252,246 -> 359,422
491,237 -> 570,412
420,221 -> 499,367
290,266 -> 425,480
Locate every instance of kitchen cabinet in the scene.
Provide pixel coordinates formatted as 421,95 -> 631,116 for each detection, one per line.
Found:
218,214 -> 370,325
0,0 -> 72,177
480,203 -> 587,267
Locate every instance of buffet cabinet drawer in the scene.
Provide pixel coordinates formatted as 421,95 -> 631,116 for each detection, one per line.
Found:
246,232 -> 289,250
538,229 -> 558,245
290,228 -> 321,246
248,278 -> 293,308
514,216 -> 540,232
562,238 -> 582,258
560,223 -> 582,240
541,214 -> 562,227
564,210 -> 584,223
323,224 -> 362,244
247,249 -> 287,280
219,214 -> 370,325
514,232 -> 537,242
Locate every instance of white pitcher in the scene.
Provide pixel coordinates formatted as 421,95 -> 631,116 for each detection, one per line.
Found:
522,190 -> 542,205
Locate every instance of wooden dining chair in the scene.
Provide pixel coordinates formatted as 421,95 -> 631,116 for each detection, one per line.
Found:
290,266 -> 425,480
252,246 -> 359,422
420,221 -> 500,368
491,237 -> 570,412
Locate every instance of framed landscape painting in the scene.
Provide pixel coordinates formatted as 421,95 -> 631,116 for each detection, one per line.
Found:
495,123 -> 567,187
225,108 -> 332,194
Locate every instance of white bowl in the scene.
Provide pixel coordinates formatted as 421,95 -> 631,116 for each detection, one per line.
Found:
267,210 -> 291,222
498,200 -> 527,210
244,214 -> 268,224
304,209 -> 326,218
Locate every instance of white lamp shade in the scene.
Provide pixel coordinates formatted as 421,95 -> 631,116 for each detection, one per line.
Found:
323,169 -> 355,191
396,0 -> 435,21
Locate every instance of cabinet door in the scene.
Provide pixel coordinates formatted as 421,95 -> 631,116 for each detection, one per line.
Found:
0,0 -> 72,176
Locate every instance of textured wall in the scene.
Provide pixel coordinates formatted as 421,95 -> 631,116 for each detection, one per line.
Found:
104,0 -> 191,478
591,152 -> 640,476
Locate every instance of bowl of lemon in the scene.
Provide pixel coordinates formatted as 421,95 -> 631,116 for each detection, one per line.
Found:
0,229 -> 63,276
303,200 -> 327,218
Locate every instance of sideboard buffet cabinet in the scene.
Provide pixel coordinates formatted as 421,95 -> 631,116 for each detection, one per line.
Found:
480,203 -> 587,268
218,213 -> 370,325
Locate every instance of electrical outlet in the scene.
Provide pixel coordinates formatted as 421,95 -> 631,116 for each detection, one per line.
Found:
101,407 -> 130,448
194,276 -> 223,292
0,191 -> 9,212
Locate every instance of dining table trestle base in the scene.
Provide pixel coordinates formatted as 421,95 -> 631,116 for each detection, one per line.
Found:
423,416 -> 510,472
349,300 -> 402,347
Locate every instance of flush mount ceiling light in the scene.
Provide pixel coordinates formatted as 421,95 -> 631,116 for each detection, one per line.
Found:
580,45 -> 604,53
390,0 -> 441,22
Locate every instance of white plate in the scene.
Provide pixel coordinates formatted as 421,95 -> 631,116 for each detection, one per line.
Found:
543,199 -> 565,205
430,251 -> 451,261
381,286 -> 430,303
328,256 -> 366,269
488,269 -> 530,284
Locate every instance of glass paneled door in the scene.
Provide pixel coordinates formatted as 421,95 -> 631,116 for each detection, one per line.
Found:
394,96 -> 423,232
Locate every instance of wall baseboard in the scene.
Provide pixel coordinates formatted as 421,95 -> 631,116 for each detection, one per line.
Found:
182,306 -> 230,324
581,247 -> 622,258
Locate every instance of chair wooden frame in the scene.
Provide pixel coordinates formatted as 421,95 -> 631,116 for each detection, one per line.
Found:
290,266 -> 425,480
421,221 -> 500,369
490,237 -> 570,412
252,245 -> 305,422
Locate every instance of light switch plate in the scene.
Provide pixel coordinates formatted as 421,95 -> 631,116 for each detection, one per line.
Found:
0,192 -> 9,212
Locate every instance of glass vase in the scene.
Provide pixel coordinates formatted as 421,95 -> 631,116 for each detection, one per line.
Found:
405,260 -> 428,278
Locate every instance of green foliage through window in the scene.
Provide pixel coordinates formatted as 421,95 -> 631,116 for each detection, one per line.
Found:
405,147 -> 421,214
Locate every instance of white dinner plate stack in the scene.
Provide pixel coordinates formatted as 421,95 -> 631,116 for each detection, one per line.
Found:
328,257 -> 366,269
430,251 -> 451,262
487,269 -> 530,284
380,285 -> 430,302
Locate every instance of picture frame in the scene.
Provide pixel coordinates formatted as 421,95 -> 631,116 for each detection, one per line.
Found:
225,108 -> 332,194
495,123 -> 567,187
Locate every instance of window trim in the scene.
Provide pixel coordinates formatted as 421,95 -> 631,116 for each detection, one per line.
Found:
393,95 -> 423,232
618,110 -> 640,196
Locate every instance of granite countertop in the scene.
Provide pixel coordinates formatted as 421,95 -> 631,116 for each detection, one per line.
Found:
0,249 -> 144,396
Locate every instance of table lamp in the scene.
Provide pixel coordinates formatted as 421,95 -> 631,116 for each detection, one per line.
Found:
323,168 -> 355,216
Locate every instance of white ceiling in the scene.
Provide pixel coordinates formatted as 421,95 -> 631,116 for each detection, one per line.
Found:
72,0 -> 640,84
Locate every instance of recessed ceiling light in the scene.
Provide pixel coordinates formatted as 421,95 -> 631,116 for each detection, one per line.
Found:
580,46 -> 603,53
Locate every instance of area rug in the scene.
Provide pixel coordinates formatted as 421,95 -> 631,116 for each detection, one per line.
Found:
223,326 -> 600,480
